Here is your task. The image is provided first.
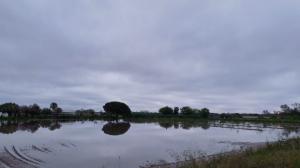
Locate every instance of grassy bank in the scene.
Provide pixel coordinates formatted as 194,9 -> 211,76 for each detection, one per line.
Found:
180,138 -> 300,168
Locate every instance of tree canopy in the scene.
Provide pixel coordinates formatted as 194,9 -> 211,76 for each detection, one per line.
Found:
103,101 -> 132,117
159,106 -> 174,115
0,103 -> 19,117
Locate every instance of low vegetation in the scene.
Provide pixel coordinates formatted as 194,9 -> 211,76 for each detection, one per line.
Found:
179,137 -> 300,168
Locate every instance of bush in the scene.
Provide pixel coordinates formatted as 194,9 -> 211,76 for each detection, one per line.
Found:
159,106 -> 174,115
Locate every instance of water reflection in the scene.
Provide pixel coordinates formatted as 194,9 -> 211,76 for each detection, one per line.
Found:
102,122 -> 131,136
153,120 -> 300,137
157,120 -> 210,130
0,120 -> 62,134
0,120 -> 300,168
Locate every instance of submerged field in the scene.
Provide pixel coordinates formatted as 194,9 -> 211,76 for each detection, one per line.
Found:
0,119 -> 299,168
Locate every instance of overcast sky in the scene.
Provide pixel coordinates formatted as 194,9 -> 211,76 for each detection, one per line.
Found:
1,0 -> 300,113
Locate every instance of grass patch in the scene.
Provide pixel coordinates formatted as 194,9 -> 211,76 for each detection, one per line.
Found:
180,138 -> 300,168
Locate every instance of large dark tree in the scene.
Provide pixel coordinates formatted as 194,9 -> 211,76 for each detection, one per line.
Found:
0,103 -> 19,117
159,106 -> 174,115
103,101 -> 131,118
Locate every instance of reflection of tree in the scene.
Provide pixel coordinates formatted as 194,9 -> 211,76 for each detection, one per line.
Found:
179,121 -> 210,130
173,122 -> 179,129
0,121 -> 18,134
49,122 -> 61,131
102,122 -> 131,136
156,121 -> 210,130
0,120 -> 63,134
181,122 -> 193,130
40,120 -> 52,128
281,125 -> 300,138
18,121 -> 40,133
158,122 -> 173,129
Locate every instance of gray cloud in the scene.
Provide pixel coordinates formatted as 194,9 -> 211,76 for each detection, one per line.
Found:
1,0 -> 300,112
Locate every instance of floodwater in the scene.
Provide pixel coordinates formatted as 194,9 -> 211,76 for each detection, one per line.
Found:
0,120 -> 299,168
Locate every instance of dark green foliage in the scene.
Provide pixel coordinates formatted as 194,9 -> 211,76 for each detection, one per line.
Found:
180,106 -> 195,115
41,108 -> 52,114
174,107 -> 179,115
0,102 -> 19,117
29,104 -> 41,116
159,106 -> 174,115
0,102 -> 64,118
19,105 -> 30,116
103,101 -> 132,117
199,108 -> 210,118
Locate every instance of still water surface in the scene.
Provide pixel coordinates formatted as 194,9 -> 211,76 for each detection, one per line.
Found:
0,120 -> 299,168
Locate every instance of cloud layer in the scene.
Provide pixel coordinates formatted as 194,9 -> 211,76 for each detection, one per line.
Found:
1,0 -> 300,112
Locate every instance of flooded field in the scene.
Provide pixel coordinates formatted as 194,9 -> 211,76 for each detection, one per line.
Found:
0,120 -> 299,168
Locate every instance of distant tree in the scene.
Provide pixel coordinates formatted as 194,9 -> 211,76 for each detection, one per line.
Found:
50,102 -> 62,116
0,103 -> 19,117
220,113 -> 229,119
103,101 -> 131,119
180,106 -> 194,115
30,104 -> 41,115
159,106 -> 173,115
199,108 -> 210,118
75,109 -> 95,116
50,102 -> 58,112
262,110 -> 270,115
174,107 -> 179,115
19,105 -> 30,117
291,103 -> 300,113
280,104 -> 291,113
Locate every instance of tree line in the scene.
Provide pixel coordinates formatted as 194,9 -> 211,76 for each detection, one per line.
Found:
0,101 -> 212,120
0,102 -> 62,117
158,106 -> 210,118
278,103 -> 300,116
